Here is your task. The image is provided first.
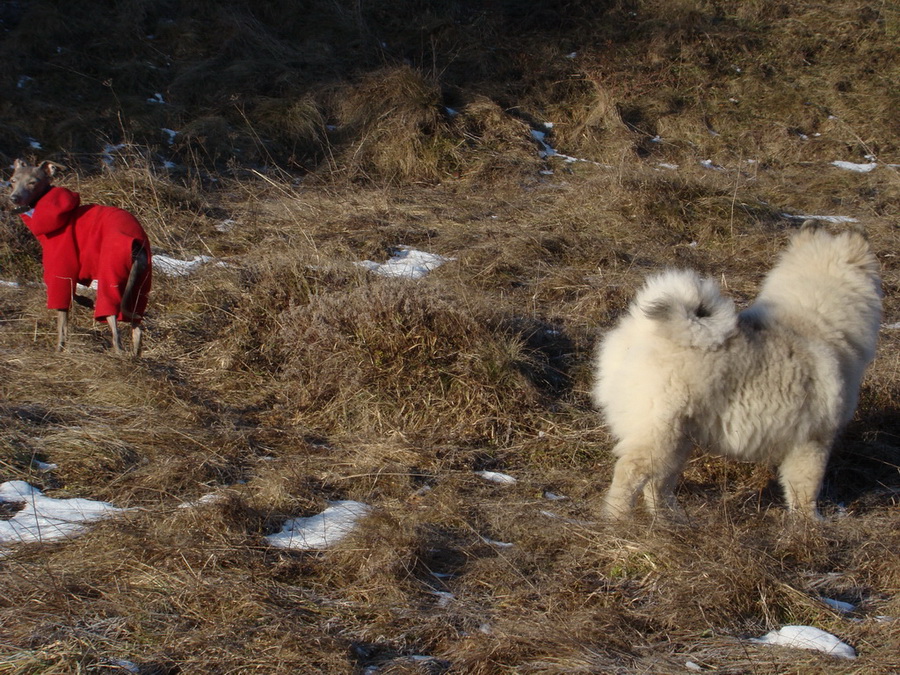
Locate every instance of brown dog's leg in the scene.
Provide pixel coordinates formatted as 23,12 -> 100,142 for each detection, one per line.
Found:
56,310 -> 68,352
131,323 -> 143,357
106,315 -> 123,354
122,242 -> 149,358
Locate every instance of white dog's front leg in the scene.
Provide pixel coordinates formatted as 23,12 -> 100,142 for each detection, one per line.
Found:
778,441 -> 829,520
56,310 -> 68,352
604,443 -> 655,519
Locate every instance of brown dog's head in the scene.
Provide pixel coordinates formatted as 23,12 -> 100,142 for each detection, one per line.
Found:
8,159 -> 60,212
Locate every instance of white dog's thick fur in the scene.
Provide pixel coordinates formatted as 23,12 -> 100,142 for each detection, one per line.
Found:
593,225 -> 882,520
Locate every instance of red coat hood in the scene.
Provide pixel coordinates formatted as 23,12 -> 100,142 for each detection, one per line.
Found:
20,186 -> 81,236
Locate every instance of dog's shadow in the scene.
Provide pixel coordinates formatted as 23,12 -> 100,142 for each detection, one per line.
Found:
823,406 -> 900,512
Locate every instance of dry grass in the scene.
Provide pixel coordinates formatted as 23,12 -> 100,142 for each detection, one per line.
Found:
1,0 -> 899,673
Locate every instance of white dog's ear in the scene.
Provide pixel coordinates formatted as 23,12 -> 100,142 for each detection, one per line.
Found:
38,160 -> 63,177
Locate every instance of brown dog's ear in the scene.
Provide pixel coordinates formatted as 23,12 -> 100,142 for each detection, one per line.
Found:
13,158 -> 30,169
38,160 -> 63,177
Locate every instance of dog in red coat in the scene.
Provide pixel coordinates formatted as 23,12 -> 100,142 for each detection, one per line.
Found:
8,159 -> 152,355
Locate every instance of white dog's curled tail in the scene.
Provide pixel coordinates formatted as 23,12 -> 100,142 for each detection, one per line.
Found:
634,269 -> 738,350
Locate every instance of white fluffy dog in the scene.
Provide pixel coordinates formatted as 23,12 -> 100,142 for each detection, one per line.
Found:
593,224 -> 882,520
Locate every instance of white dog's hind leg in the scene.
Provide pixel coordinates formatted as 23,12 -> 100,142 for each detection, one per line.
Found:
778,441 -> 829,520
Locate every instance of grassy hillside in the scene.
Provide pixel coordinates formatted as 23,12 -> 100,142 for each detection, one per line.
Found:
0,1 -> 898,672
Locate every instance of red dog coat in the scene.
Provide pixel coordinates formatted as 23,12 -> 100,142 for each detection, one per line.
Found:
20,186 -> 152,322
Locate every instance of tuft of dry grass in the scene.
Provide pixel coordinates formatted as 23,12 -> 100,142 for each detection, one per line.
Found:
277,279 -> 543,443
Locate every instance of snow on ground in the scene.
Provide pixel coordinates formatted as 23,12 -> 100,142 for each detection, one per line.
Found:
821,597 -> 855,613
781,213 -> 859,224
359,246 -> 454,280
265,500 -> 372,550
699,158 -> 726,171
475,470 -> 516,484
530,128 -> 612,168
102,143 -> 128,167
832,160 -> 878,173
0,481 -> 126,552
750,625 -> 857,659
154,254 -> 217,277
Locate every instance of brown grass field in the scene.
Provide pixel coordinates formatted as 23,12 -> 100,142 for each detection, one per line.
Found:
0,1 -> 898,672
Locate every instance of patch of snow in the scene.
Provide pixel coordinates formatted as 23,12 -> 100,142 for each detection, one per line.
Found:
781,213 -> 859,224
821,597 -> 855,613
147,93 -> 165,104
0,481 -> 126,549
154,254 -> 216,277
17,75 -> 33,88
657,162 -> 679,170
685,662 -> 703,672
265,500 -> 371,550
566,52 -> 577,59
445,107 -> 458,117
481,537 -> 514,548
102,143 -> 127,167
28,138 -> 42,150
216,219 -> 237,233
429,590 -> 455,607
359,246 -> 453,280
543,491 -> 568,501
699,159 -> 725,171
832,161 -> 877,173
531,129 -> 610,167
178,493 -> 228,509
33,460 -> 58,472
882,322 -> 900,330
750,625 -> 856,659
475,470 -> 517,485
161,128 -> 178,145
0,279 -> 22,288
